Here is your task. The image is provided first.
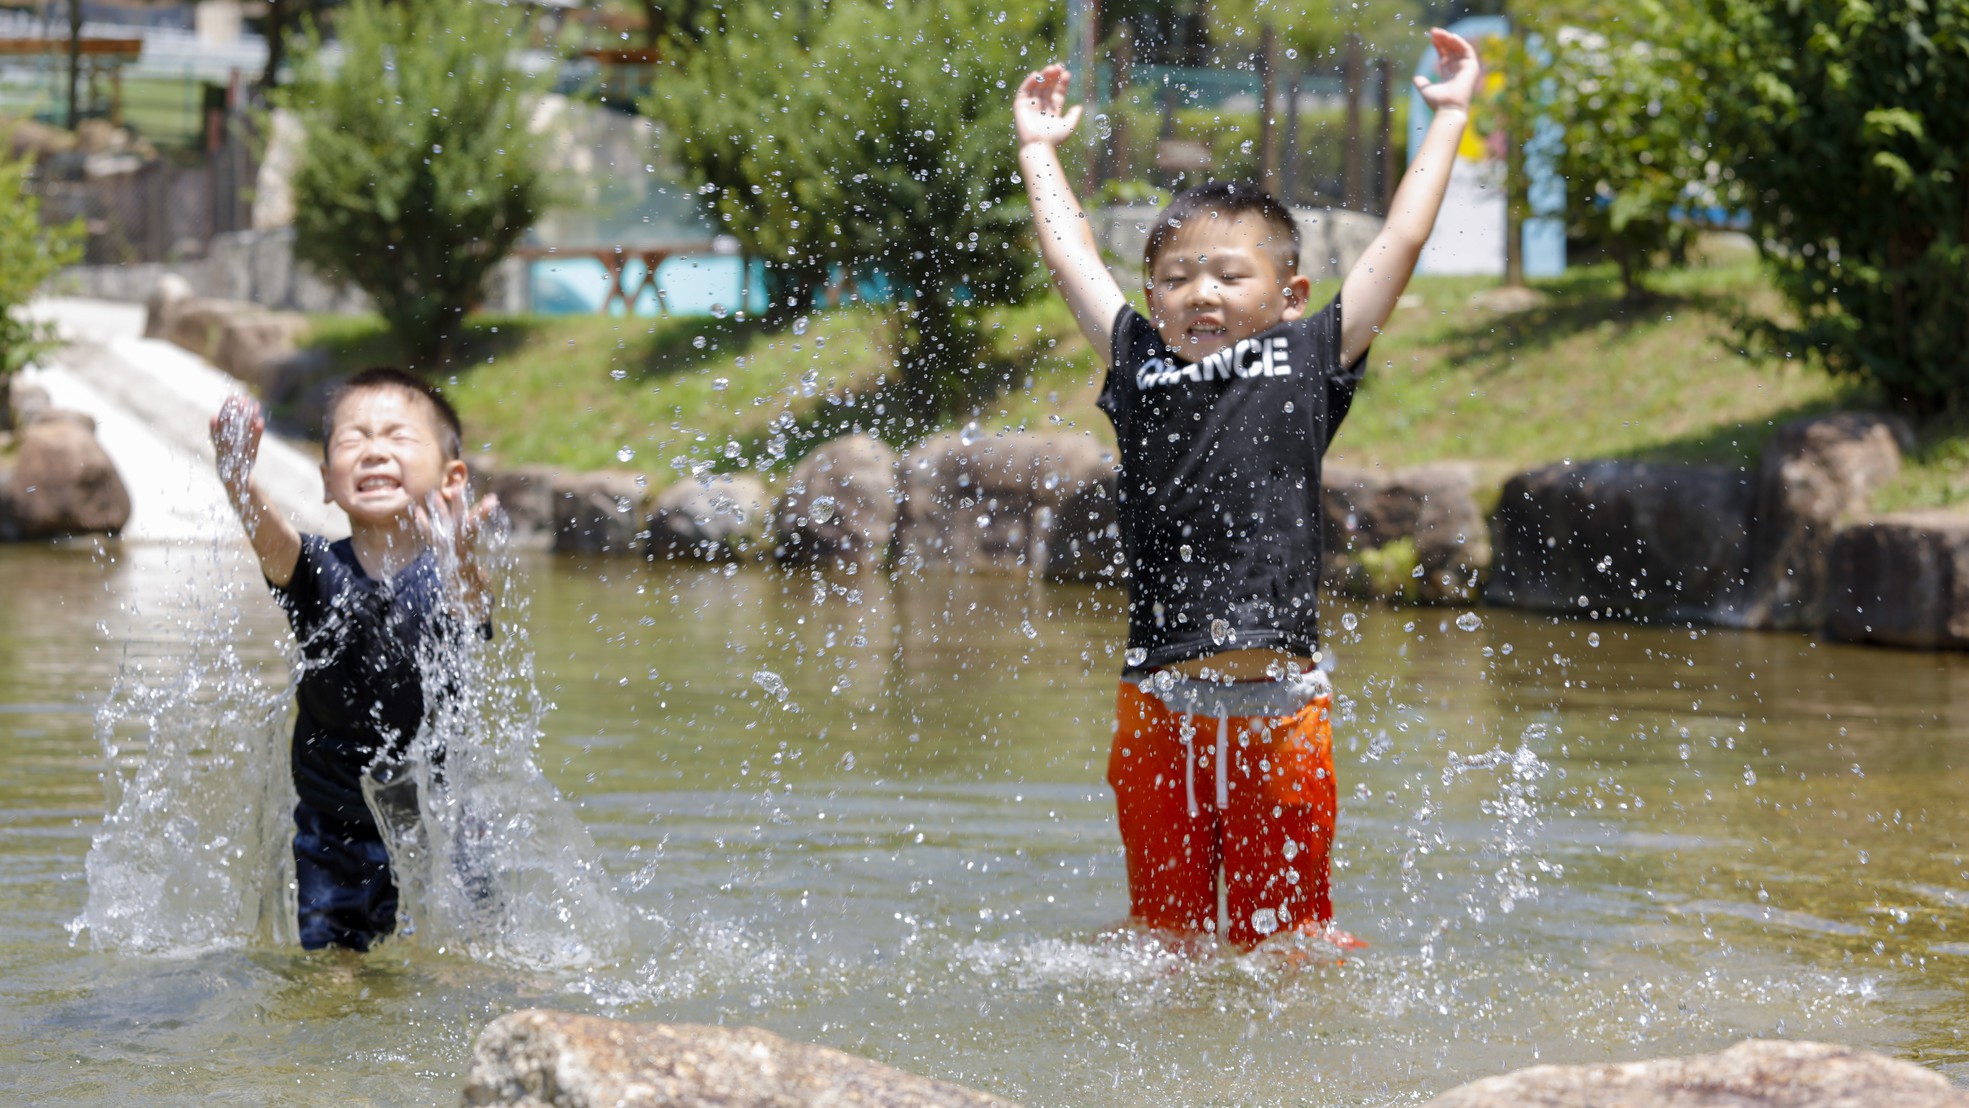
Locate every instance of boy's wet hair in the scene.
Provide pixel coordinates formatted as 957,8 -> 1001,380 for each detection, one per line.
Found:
323,366 -> 465,460
1143,181 -> 1302,278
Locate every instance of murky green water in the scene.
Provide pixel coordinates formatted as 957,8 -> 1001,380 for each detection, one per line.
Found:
4,541 -> 1967,1106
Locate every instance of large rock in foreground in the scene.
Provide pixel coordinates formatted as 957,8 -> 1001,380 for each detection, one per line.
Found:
1420,1039 -> 1969,1107
1,411 -> 131,540
1486,461 -> 1753,621
1826,510 -> 1969,648
462,1010 -> 1021,1108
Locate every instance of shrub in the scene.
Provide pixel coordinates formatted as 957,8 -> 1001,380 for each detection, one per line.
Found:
0,139 -> 83,379
1694,0 -> 1969,415
282,0 -> 548,368
1542,10 -> 1738,299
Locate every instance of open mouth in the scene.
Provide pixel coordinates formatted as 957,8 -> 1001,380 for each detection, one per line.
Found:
356,476 -> 401,493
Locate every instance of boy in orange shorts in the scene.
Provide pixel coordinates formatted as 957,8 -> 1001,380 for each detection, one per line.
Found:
1013,29 -> 1479,947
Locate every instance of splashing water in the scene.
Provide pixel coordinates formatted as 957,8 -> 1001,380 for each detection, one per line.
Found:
73,517 -> 635,972
70,561 -> 298,954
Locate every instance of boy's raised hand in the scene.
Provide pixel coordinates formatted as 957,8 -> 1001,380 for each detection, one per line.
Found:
1414,28 -> 1480,114
418,485 -> 501,621
1015,64 -> 1083,148
210,394 -> 264,495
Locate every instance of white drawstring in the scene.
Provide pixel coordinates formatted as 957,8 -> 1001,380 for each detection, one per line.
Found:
1182,715 -> 1198,818
1215,715 -> 1230,809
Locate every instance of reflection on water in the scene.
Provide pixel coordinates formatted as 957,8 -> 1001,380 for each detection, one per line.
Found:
4,541 -> 1969,1105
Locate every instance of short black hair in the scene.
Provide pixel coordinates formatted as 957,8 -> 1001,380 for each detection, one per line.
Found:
323,366 -> 464,460
1143,181 -> 1302,278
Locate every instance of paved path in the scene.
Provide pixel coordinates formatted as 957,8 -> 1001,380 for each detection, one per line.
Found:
22,297 -> 348,544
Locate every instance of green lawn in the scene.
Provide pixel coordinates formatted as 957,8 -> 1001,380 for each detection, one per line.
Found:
295,254 -> 1968,511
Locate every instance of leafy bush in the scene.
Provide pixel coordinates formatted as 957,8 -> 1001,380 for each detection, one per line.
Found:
1542,10 -> 1739,298
648,0 -> 1053,422
0,140 -> 83,379
282,0 -> 547,368
1694,0 -> 1968,415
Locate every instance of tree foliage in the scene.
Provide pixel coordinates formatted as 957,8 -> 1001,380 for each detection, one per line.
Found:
0,142 -> 83,379
1693,0 -> 1969,414
1540,5 -> 1736,298
648,0 -> 1052,421
282,0 -> 547,367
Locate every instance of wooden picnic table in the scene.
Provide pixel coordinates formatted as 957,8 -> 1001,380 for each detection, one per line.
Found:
512,241 -> 722,315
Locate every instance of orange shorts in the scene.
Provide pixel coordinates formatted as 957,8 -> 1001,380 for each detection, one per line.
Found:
1107,676 -> 1337,948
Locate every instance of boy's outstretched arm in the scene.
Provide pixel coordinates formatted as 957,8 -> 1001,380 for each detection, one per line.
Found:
211,395 -> 303,587
1015,64 -> 1128,356
1339,28 -> 1482,366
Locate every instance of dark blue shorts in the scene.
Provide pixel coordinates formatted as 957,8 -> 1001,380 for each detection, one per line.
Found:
293,803 -> 398,951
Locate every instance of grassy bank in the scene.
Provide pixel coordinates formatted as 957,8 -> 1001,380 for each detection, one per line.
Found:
297,254 -> 1969,509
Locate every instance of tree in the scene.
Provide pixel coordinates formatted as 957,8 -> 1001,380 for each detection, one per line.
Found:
0,141 -> 83,379
1540,4 -> 1734,298
648,0 -> 1052,422
282,0 -> 548,367
1693,0 -> 1969,415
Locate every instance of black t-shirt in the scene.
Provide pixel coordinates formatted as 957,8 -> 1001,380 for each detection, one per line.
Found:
1098,300 -> 1366,672
270,536 -> 463,828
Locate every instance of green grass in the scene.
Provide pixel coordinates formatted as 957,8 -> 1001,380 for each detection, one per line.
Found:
292,253 -> 1969,512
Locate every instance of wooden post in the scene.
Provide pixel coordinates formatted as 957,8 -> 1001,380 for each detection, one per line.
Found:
1104,25 -> 1135,186
65,0 -> 82,129
1375,56 -> 1396,216
1280,70 -> 1301,204
1504,20 -> 1527,287
1342,33 -> 1365,210
1257,23 -> 1280,195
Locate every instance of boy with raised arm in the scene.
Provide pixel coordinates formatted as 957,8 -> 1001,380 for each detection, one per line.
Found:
210,368 -> 497,951
1014,30 -> 1480,947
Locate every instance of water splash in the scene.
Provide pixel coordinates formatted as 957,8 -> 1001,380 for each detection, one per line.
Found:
73,518 -> 634,972
71,558 -> 297,955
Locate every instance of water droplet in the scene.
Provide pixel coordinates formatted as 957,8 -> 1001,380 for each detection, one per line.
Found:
1743,767 -> 1758,787
959,420 -> 982,446
1209,618 -> 1229,645
710,303 -> 729,319
792,316 -> 810,335
1587,631 -> 1601,647
1455,611 -> 1482,632
1125,647 -> 1148,667
712,377 -> 730,391
693,335 -> 707,349
1341,612 -> 1359,632
1020,620 -> 1039,640
1093,113 -> 1113,140
616,446 -> 636,463
808,496 -> 837,524
1179,544 -> 1194,562
1250,907 -> 1278,935
609,368 -> 627,381
752,669 -> 788,702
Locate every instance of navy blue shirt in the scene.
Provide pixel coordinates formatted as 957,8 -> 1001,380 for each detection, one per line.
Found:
270,535 -> 463,829
1099,300 -> 1367,672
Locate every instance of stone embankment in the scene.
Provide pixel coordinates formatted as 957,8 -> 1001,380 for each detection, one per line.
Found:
113,267 -> 1969,649
459,1010 -> 1969,1107
0,376 -> 130,541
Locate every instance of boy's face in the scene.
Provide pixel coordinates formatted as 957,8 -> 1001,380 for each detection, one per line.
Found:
320,387 -> 466,528
1146,214 -> 1312,362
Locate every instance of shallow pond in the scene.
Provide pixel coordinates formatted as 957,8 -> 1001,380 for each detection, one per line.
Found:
4,541 -> 1967,1106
